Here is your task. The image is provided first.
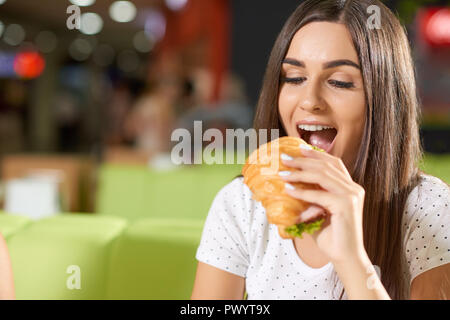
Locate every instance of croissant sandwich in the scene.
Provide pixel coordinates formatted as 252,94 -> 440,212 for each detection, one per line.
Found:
242,136 -> 325,239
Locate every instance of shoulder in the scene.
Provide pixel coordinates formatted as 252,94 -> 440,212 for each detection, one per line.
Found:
206,176 -> 268,240
404,174 -> 449,218
402,174 -> 450,282
214,176 -> 252,203
209,176 -> 262,225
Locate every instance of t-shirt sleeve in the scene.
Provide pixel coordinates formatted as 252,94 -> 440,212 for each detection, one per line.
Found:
195,178 -> 251,277
403,175 -> 450,284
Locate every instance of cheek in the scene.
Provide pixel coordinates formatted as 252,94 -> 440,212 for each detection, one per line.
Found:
332,91 -> 366,136
278,86 -> 298,128
279,86 -> 300,107
331,91 -> 365,145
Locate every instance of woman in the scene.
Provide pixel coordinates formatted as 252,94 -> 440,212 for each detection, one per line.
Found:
0,233 -> 15,299
191,0 -> 450,300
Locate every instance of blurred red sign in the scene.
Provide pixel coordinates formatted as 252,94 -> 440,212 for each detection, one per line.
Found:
13,51 -> 45,79
418,7 -> 450,47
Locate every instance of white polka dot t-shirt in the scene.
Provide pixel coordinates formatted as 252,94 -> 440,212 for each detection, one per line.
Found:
195,174 -> 450,299
401,174 -> 450,286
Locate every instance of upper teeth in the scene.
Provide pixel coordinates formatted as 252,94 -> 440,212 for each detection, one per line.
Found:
298,124 -> 333,131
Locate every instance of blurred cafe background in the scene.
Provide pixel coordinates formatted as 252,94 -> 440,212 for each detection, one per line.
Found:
0,0 -> 448,299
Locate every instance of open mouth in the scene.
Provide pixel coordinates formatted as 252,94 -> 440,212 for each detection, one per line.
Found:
296,125 -> 338,153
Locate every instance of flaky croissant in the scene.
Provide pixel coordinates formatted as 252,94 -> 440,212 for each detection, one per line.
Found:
242,136 -> 324,239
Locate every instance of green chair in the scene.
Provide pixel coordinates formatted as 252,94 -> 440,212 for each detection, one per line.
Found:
96,165 -> 150,220
7,214 -> 127,299
106,218 -> 204,299
96,163 -> 242,221
142,165 -> 241,220
0,213 -> 31,240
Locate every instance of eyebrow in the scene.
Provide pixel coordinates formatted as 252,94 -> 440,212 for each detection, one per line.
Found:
282,58 -> 360,70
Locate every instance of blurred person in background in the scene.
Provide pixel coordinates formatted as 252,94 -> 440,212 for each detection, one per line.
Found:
0,233 -> 14,299
123,74 -> 180,155
173,68 -> 254,164
0,80 -> 27,155
54,89 -> 82,152
104,81 -> 134,146
176,68 -> 254,137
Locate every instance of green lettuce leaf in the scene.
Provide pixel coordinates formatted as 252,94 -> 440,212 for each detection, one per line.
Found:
284,218 -> 325,238
311,145 -> 326,152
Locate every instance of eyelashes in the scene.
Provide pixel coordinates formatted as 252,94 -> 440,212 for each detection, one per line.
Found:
282,77 -> 306,85
281,77 -> 355,89
328,79 -> 355,89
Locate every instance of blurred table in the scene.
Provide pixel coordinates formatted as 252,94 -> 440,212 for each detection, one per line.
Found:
103,146 -> 154,166
1,154 -> 96,212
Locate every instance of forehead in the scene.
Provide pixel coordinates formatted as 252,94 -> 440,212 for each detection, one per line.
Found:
285,21 -> 359,63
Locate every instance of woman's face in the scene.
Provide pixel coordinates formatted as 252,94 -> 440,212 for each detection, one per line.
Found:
278,21 -> 366,171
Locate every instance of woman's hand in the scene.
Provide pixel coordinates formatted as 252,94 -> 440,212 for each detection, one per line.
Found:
0,233 -> 15,299
279,145 -> 367,265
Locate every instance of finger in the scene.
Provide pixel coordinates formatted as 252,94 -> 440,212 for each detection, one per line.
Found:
296,205 -> 326,224
299,145 -> 352,180
278,170 -> 352,195
281,157 -> 351,185
284,185 -> 345,215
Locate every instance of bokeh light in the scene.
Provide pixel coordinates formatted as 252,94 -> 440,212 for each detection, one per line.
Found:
426,8 -> 450,45
69,38 -> 93,61
144,10 -> 166,42
3,24 -> 26,46
13,51 -> 45,79
165,0 -> 188,11
35,31 -> 58,54
80,12 -> 103,35
69,0 -> 95,6
109,1 -> 137,23
133,31 -> 153,53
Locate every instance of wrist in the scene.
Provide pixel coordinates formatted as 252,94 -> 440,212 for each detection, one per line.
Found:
332,251 -> 390,300
332,250 -> 372,290
332,249 -> 371,271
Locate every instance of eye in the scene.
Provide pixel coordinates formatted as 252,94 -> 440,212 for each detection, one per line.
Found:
328,79 -> 355,89
281,77 -> 306,85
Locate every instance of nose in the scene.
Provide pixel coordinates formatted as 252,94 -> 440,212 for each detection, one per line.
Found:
299,80 -> 325,113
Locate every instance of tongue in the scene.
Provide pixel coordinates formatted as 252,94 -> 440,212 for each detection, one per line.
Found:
307,129 -> 337,151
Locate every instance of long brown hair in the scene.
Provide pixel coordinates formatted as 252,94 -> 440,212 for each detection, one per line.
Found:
253,0 -> 423,299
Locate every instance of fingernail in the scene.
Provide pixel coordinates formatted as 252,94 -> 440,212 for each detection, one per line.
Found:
281,153 -> 293,161
285,183 -> 296,190
278,171 -> 291,177
300,144 -> 313,151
